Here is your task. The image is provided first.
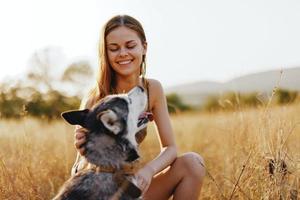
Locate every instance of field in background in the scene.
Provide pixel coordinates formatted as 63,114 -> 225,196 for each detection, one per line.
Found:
0,104 -> 299,199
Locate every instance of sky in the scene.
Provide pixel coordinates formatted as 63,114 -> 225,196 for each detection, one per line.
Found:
1,0 -> 300,88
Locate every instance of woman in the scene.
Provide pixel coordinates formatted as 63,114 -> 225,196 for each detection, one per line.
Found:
73,15 -> 205,200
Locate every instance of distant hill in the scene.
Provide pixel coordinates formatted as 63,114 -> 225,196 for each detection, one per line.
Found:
165,67 -> 300,106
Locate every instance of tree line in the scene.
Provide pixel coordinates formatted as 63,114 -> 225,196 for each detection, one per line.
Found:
0,85 -> 81,119
1,84 -> 298,119
202,88 -> 299,112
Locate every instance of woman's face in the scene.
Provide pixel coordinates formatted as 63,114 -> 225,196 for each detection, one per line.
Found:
106,26 -> 147,78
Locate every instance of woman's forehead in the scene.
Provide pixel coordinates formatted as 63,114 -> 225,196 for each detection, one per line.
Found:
106,26 -> 141,44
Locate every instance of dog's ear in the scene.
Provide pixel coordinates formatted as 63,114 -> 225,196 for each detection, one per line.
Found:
61,109 -> 89,126
97,110 -> 122,135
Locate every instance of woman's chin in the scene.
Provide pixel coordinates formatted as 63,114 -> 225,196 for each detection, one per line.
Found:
115,67 -> 139,77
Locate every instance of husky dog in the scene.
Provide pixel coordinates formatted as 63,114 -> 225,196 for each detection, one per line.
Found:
53,86 -> 150,200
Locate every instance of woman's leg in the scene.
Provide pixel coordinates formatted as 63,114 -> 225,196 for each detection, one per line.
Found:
143,152 -> 205,200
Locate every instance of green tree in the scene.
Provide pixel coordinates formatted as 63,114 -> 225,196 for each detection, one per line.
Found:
275,88 -> 298,104
166,93 -> 191,113
0,86 -> 26,118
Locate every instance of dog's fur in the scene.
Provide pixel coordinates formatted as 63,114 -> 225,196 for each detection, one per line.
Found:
53,86 -> 149,200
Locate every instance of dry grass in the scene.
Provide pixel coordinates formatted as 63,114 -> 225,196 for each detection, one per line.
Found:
0,104 -> 299,199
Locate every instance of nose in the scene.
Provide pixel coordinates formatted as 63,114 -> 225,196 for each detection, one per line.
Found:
119,47 -> 129,57
126,149 -> 140,162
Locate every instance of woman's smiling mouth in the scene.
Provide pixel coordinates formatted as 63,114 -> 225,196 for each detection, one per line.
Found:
117,60 -> 133,65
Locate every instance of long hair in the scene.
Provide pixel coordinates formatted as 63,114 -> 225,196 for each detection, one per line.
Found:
81,15 -> 147,109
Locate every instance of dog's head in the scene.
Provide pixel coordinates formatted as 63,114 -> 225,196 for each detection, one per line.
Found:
61,86 -> 149,166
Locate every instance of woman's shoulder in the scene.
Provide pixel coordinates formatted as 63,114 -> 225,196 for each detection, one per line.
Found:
145,78 -> 166,108
146,78 -> 164,93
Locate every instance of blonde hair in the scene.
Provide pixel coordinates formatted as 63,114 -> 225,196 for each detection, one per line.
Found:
81,15 -> 147,109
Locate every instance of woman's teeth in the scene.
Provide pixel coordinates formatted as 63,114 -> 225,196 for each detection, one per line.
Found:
118,60 -> 131,65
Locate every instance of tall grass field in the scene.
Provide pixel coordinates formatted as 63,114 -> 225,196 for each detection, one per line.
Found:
0,104 -> 299,199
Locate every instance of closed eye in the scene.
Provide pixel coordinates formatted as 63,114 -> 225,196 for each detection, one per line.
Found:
108,47 -> 118,52
127,44 -> 136,49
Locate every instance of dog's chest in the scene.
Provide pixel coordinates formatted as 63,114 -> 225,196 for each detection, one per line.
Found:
71,170 -> 138,200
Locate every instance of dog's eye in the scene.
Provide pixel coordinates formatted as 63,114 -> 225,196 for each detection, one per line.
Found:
128,98 -> 132,104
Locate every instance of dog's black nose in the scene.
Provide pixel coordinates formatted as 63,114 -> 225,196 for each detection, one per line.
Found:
126,149 -> 139,162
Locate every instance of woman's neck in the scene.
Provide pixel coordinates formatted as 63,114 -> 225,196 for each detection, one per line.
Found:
115,76 -> 141,94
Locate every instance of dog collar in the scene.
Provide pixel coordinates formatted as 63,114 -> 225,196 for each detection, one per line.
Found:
87,163 -> 142,198
88,163 -> 138,175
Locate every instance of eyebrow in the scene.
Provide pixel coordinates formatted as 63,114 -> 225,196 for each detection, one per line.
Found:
107,40 -> 137,46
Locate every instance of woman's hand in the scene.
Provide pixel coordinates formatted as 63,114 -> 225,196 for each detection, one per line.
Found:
135,164 -> 155,196
74,126 -> 88,155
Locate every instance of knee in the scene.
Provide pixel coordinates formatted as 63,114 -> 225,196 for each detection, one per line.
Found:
178,152 -> 206,181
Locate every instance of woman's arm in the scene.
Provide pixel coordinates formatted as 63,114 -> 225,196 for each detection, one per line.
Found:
135,79 -> 178,194
145,79 -> 178,173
